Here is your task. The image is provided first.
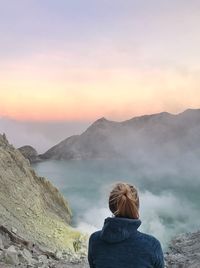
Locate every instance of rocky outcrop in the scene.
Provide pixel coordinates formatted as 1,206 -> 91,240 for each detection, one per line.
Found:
0,225 -> 88,267
40,109 -> 200,163
165,231 -> 200,267
18,145 -> 40,163
0,134 -> 87,259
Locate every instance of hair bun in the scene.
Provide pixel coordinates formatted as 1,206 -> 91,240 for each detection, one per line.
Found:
109,182 -> 140,219
122,186 -> 128,196
122,184 -> 133,199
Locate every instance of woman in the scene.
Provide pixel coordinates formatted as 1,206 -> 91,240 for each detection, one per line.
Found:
88,182 -> 164,268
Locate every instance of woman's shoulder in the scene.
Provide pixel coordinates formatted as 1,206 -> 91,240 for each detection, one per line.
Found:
137,231 -> 162,250
89,230 -> 101,241
88,230 -> 103,248
89,229 -> 161,245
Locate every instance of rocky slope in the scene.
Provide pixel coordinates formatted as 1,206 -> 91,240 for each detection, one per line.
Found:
40,109 -> 200,164
0,133 -> 87,265
0,225 -> 88,267
165,231 -> 200,267
1,222 -> 200,267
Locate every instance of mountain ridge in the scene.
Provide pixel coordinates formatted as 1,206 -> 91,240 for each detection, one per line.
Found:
39,108 -> 200,162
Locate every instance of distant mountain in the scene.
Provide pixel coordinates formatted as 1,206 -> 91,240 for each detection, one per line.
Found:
18,145 -> 40,163
40,109 -> 200,164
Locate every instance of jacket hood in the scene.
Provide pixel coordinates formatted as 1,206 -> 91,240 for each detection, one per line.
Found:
100,217 -> 141,243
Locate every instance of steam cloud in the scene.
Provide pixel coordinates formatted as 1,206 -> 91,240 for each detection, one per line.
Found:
0,117 -> 90,153
75,188 -> 199,249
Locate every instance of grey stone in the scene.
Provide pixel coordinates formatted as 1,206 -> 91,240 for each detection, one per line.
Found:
3,246 -> 19,265
11,227 -> 17,234
19,248 -> 36,265
0,249 -> 4,260
38,254 -> 48,264
165,231 -> 200,267
55,250 -> 63,260
0,237 -> 4,250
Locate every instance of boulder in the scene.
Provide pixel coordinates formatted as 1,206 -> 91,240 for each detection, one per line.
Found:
3,246 -> 19,265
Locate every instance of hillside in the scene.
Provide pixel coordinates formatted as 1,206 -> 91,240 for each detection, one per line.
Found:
0,134 -> 86,254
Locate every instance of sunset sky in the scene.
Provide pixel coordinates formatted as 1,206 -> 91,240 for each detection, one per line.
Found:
1,0 -> 200,122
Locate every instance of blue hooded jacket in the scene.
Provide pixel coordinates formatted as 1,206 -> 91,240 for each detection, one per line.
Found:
88,217 -> 164,268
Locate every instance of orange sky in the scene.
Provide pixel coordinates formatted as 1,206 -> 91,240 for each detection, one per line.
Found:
1,58 -> 200,121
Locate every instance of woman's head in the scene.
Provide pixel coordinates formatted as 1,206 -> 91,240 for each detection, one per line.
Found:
109,182 -> 139,219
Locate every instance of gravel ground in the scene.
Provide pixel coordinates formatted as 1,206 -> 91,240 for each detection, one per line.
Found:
0,262 -> 89,268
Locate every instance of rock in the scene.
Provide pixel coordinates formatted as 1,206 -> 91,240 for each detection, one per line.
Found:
18,145 -> 41,163
165,231 -> 200,267
55,250 -> 63,260
20,248 -> 34,265
0,249 -> 4,259
38,254 -> 48,264
3,245 -> 19,265
0,225 -> 89,267
6,246 -> 16,252
0,237 -> 3,250
11,227 -> 17,234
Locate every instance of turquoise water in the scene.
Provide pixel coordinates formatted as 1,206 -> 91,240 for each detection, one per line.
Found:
33,159 -> 200,249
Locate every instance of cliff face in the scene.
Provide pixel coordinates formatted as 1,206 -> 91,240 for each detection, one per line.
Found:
0,134 -> 84,252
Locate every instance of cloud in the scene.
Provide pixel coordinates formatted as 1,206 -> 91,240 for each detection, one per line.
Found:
0,117 -> 90,153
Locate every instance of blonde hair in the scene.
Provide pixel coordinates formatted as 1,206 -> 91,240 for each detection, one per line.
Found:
109,182 -> 139,219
